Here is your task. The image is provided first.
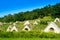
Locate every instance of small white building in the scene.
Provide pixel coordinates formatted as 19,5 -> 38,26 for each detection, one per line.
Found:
54,18 -> 60,22
11,25 -> 18,32
15,21 -> 20,23
37,20 -> 40,22
7,25 -> 12,32
9,22 -> 12,25
24,21 -> 30,26
3,23 -> 6,24
23,25 -> 31,31
0,22 -> 3,26
13,23 -> 16,26
33,21 -> 38,25
44,22 -> 60,33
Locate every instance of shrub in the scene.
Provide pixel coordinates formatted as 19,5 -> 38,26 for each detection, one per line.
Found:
0,31 -> 59,38
40,20 -> 48,25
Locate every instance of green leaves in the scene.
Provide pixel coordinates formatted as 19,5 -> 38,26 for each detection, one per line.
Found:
0,31 -> 58,38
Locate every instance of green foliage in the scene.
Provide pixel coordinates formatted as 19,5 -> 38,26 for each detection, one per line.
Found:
0,3 -> 60,22
0,38 -> 60,40
0,31 -> 59,38
40,20 -> 48,25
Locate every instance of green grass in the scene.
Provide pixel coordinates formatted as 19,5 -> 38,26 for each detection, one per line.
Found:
0,17 -> 60,40
0,16 -> 60,31
0,38 -> 60,40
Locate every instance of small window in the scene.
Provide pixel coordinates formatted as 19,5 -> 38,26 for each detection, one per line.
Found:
13,30 -> 15,31
9,28 -> 11,30
49,28 -> 54,31
25,28 -> 28,31
56,20 -> 58,22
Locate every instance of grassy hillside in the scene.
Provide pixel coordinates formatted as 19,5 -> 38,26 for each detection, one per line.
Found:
0,16 -> 60,31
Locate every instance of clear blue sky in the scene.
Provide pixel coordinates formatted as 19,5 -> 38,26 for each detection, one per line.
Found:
0,0 -> 60,17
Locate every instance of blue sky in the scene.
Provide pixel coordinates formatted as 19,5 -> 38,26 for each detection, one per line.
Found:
0,0 -> 60,17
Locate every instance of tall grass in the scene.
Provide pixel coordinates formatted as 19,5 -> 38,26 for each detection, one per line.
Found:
0,31 -> 59,38
0,38 -> 60,40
